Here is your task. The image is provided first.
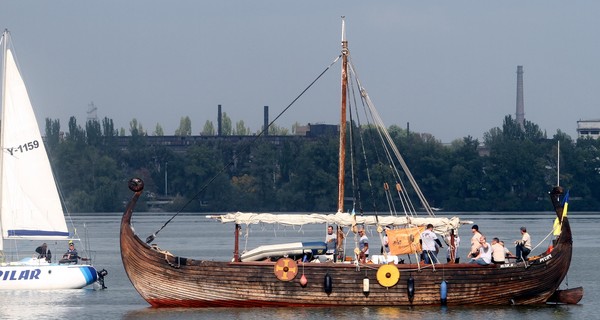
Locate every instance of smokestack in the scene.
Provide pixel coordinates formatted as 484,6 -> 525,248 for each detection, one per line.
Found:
217,104 -> 222,136
264,106 -> 269,136
516,66 -> 525,130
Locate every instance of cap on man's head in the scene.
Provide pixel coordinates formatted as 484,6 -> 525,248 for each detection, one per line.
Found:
472,224 -> 479,231
520,226 -> 527,232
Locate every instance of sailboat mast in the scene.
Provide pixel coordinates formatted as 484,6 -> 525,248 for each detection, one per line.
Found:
337,18 -> 348,213
0,30 -> 8,252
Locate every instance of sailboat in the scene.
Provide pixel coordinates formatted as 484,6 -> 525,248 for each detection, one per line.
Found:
0,29 -> 99,290
120,19 -> 580,306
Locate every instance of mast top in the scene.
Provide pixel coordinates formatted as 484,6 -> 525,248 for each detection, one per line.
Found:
341,16 -> 348,53
341,16 -> 346,43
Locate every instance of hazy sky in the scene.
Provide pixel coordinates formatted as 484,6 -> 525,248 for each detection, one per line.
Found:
1,1 -> 598,142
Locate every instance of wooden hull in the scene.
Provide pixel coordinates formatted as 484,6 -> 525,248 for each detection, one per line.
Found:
547,286 -> 583,305
120,192 -> 575,307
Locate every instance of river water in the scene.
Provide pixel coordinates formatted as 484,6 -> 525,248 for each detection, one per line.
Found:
0,211 -> 596,320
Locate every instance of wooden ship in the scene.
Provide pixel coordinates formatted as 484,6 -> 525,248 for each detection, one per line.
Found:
120,19 -> 581,307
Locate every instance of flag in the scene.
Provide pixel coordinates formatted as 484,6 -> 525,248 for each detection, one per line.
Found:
387,226 -> 425,255
552,217 -> 561,236
561,189 -> 570,220
561,189 -> 570,206
554,189 -> 570,236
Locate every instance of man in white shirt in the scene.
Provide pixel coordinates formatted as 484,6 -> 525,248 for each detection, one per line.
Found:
491,237 -> 505,264
325,225 -> 337,255
420,224 -> 443,264
358,228 -> 369,263
515,226 -> 532,262
469,236 -> 492,265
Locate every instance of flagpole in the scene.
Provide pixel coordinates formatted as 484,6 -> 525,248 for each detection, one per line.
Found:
557,140 -> 560,186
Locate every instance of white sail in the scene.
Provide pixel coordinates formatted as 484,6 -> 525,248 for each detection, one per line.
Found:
0,43 -> 69,250
208,211 -> 470,235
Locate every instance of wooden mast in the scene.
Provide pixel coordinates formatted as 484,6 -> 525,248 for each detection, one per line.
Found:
337,17 -> 348,213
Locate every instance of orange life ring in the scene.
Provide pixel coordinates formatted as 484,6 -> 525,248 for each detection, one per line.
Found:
274,258 -> 298,281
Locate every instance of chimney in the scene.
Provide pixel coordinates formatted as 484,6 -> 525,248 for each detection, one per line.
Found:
264,106 -> 269,136
217,104 -> 222,136
516,66 -> 525,129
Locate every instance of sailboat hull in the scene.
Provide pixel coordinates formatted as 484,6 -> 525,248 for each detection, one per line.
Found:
121,191 -> 573,307
0,261 -> 98,290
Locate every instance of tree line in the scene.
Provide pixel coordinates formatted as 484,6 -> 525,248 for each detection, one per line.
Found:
44,115 -> 600,213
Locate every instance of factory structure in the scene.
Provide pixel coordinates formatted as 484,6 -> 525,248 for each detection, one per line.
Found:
90,65 -> 599,151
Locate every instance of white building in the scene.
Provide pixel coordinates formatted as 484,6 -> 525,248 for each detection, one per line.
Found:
577,119 -> 600,139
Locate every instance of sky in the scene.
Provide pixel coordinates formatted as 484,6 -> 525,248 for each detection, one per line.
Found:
1,1 -> 599,143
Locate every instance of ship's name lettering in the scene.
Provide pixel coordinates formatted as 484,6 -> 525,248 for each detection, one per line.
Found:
6,140 -> 40,156
0,269 -> 42,281
539,254 -> 552,263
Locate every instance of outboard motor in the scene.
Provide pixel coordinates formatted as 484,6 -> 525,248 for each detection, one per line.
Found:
97,269 -> 108,289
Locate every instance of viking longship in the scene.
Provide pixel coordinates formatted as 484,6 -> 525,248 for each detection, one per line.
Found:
120,18 -> 581,307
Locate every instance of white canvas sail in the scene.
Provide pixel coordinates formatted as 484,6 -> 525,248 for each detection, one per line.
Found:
209,211 -> 470,235
0,45 -> 69,250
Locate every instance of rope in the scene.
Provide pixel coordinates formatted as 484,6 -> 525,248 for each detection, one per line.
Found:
533,229 -> 555,252
145,55 -> 342,243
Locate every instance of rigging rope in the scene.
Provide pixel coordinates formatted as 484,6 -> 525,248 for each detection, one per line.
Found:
348,58 -> 436,218
145,55 -> 342,244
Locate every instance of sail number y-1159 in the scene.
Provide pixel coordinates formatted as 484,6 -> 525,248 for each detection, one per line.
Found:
7,140 -> 40,156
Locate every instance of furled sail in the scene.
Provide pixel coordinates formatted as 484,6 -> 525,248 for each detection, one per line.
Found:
208,211 -> 469,235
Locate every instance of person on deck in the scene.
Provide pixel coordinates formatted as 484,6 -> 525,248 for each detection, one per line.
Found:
445,231 -> 460,263
325,225 -> 337,255
491,237 -> 505,264
35,243 -> 52,263
336,227 -> 346,261
499,241 -> 515,263
358,228 -> 369,263
515,226 -> 532,262
469,225 -> 483,259
469,236 -> 492,265
381,226 -> 391,254
420,224 -> 443,264
60,241 -> 80,264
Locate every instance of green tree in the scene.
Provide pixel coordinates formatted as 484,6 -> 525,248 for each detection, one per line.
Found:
86,119 -> 102,146
153,123 -> 164,136
44,118 -> 61,151
234,120 -> 250,135
481,116 -> 549,210
222,112 -> 232,136
129,118 -> 145,136
267,124 -> 289,135
175,116 -> 191,136
202,120 -> 215,136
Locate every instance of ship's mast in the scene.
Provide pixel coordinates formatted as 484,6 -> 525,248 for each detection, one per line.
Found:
557,140 -> 560,186
337,17 -> 348,213
0,30 -> 9,253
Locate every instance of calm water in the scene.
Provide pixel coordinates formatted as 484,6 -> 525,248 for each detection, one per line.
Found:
0,211 -> 597,320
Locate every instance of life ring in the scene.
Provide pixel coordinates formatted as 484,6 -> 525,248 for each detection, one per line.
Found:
376,264 -> 400,287
274,258 -> 298,281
